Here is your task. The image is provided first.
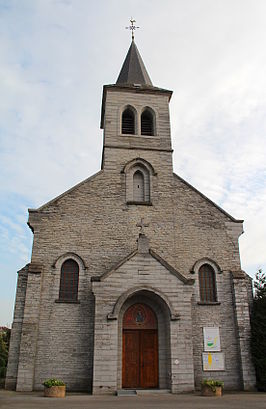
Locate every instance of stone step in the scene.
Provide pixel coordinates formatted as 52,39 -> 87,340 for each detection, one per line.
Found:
136,389 -> 171,395
117,389 -> 137,396
117,389 -> 171,396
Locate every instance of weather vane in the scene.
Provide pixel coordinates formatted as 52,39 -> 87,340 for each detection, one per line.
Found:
126,18 -> 140,41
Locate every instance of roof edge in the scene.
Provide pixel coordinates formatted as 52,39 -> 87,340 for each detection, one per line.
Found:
91,249 -> 138,282
92,247 -> 194,286
149,249 -> 194,285
29,170 -> 103,213
173,173 -> 243,223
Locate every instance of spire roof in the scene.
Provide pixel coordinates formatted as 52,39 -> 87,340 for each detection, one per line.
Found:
116,40 -> 153,86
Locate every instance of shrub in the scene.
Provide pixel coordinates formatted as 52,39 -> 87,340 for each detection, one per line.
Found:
0,333 -> 9,381
43,378 -> 65,388
202,379 -> 224,391
251,269 -> 266,391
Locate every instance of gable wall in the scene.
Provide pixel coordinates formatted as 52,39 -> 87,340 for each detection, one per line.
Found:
25,164 -> 245,390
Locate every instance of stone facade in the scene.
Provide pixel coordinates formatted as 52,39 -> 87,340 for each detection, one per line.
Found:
6,40 -> 256,393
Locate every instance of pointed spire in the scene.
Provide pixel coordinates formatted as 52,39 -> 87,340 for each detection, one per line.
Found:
116,40 -> 153,86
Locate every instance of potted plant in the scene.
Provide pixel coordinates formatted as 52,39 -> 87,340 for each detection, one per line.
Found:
43,378 -> 66,398
201,379 -> 224,396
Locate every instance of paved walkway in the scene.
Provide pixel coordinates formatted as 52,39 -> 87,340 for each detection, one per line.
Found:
0,390 -> 266,409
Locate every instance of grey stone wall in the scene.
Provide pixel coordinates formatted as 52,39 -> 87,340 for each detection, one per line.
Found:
232,274 -> 256,390
16,264 -> 43,391
32,254 -> 94,391
191,271 -> 242,390
5,265 -> 28,390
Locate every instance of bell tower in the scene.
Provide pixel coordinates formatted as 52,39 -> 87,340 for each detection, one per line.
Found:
100,38 -> 173,180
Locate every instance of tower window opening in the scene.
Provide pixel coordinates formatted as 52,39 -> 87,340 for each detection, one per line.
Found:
133,170 -> 145,201
141,109 -> 154,136
122,108 -> 135,134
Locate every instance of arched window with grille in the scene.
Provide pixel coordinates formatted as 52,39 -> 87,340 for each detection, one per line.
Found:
133,170 -> 145,201
59,259 -> 79,301
141,108 -> 154,136
199,264 -> 217,303
122,107 -> 135,134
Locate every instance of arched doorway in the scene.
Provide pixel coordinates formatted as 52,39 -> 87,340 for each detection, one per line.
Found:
122,303 -> 158,389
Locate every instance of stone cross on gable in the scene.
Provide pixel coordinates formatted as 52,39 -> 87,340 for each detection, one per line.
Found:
136,218 -> 149,234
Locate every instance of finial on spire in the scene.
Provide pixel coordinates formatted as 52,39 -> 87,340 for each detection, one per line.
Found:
126,18 -> 140,41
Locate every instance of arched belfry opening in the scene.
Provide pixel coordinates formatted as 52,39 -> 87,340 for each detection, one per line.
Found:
118,290 -> 171,390
141,108 -> 154,136
122,107 -> 135,134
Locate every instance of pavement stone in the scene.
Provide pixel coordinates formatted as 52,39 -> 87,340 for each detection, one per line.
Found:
0,390 -> 266,409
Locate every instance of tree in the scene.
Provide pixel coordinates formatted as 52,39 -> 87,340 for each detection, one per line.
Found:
251,269 -> 266,391
0,327 -> 11,382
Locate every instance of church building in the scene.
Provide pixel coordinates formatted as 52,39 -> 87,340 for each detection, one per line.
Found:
6,37 -> 256,394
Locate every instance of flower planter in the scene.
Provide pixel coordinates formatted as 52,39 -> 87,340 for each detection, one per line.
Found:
44,385 -> 66,398
201,384 -> 222,397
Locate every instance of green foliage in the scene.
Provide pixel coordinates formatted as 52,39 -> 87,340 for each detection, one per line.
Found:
202,379 -> 224,391
0,327 -> 10,381
251,269 -> 266,391
0,327 -> 11,347
254,269 -> 266,299
43,378 -> 65,388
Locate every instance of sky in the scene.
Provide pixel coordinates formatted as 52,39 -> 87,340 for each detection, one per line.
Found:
0,0 -> 266,326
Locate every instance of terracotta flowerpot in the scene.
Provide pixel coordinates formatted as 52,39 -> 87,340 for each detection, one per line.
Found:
201,384 -> 222,397
44,385 -> 66,398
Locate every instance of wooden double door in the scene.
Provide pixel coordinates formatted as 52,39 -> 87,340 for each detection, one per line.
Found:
122,303 -> 158,389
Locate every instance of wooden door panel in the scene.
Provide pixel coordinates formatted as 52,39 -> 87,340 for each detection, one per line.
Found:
140,330 -> 158,388
122,330 -> 140,388
123,329 -> 158,389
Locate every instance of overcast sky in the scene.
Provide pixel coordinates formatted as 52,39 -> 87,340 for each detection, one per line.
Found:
1,0 -> 266,326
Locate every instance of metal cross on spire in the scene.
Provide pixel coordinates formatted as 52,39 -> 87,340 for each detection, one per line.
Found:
136,218 -> 149,234
126,18 -> 140,41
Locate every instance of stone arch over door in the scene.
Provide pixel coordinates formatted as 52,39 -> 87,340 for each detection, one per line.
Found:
117,289 -> 171,390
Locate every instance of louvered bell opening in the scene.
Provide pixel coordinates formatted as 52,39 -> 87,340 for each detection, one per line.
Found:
141,111 -> 153,136
122,109 -> 135,134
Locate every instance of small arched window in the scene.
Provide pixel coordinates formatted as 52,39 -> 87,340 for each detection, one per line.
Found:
59,259 -> 79,301
199,264 -> 217,303
122,108 -> 135,134
123,158 -> 153,204
141,109 -> 154,136
133,170 -> 145,201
